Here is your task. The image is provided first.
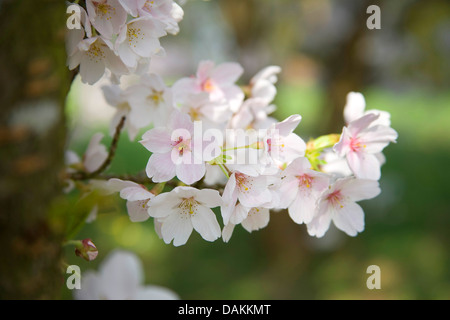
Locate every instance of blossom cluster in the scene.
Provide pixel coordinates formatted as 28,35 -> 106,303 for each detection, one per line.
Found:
66,0 -> 183,84
65,1 -> 397,248
68,59 -> 397,246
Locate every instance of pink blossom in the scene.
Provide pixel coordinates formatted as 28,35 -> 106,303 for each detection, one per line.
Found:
140,110 -> 209,185
277,157 -> 330,224
307,177 -> 381,237
334,113 -> 397,180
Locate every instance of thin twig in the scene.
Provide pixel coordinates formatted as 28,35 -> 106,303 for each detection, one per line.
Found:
69,116 -> 126,181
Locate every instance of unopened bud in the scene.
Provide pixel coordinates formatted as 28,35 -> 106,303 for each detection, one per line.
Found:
74,238 -> 98,261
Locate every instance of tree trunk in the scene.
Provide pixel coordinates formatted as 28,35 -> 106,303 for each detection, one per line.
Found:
0,0 -> 71,299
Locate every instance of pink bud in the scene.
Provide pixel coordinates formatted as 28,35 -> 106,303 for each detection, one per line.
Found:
75,238 -> 98,261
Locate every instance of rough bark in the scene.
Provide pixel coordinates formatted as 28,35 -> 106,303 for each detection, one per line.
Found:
0,0 -> 71,299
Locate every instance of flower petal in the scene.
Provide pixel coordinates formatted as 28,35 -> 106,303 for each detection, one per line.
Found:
332,202 -> 365,237
191,205 -> 221,242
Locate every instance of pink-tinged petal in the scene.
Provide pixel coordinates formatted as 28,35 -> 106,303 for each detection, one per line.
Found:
332,202 -> 365,236
120,186 -> 153,201
280,133 -> 306,163
84,133 -> 108,173
251,79 -> 276,103
118,0 -> 147,17
194,189 -> 223,208
104,46 -> 129,76
147,192 -> 179,218
348,113 -> 379,136
132,36 -> 163,58
250,66 -> 281,85
276,176 -> 299,209
126,200 -> 151,222
333,127 -> 352,157
196,60 -> 215,81
365,109 -> 391,127
343,92 -> 366,124
239,187 -> 272,209
283,157 -> 311,175
222,85 -> 245,112
211,62 -> 244,85
171,78 -> 197,103
347,151 -> 381,180
140,128 -> 172,153
275,114 -> 302,137
288,190 -> 317,224
361,125 -> 398,153
220,173 -> 238,225
191,206 -> 221,242
146,152 -> 176,182
87,0 -> 127,39
168,109 -> 194,132
176,162 -> 205,185
98,250 -> 143,299
241,207 -> 270,233
106,178 -> 138,193
340,178 -> 381,202
306,203 -> 332,238
222,223 -> 235,243
117,41 -> 138,68
229,203 -> 250,225
161,212 -> 193,246
79,54 -> 106,85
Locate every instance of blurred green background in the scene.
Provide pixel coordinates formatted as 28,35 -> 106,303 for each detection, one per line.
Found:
62,0 -> 450,299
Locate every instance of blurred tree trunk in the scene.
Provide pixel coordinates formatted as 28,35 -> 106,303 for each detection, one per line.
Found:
0,0 -> 70,299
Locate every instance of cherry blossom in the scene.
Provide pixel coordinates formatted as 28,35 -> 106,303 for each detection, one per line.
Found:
220,171 -> 272,225
147,187 -> 222,246
249,65 -> 281,104
128,73 -> 175,128
86,0 -> 128,39
172,60 -> 245,112
344,91 -> 391,127
67,36 -> 128,85
334,113 -> 398,180
222,206 -> 270,243
278,157 -> 330,224
307,177 -> 381,238
82,132 -> 109,173
74,249 -> 179,300
262,114 -> 306,167
140,110 -> 212,185
115,17 -> 166,69
106,178 -> 155,222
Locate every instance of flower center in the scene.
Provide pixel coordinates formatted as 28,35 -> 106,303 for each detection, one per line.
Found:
235,173 -> 252,192
326,190 -> 344,209
179,197 -> 198,215
86,41 -> 105,62
201,78 -> 216,93
172,136 -> 191,156
95,2 -> 115,20
189,107 -> 201,121
127,26 -> 145,47
297,174 -> 313,188
142,0 -> 155,13
266,137 -> 285,153
349,137 -> 366,152
147,90 -> 164,105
